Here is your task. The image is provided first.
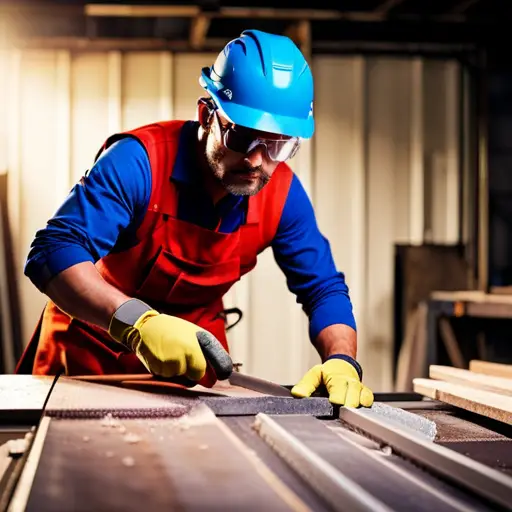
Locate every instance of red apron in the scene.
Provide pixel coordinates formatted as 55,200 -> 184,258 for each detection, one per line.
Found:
16,120 -> 293,388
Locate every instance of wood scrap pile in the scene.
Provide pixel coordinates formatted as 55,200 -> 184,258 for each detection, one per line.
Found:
413,360 -> 512,425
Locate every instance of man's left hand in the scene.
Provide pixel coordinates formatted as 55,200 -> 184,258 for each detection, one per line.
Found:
291,357 -> 374,407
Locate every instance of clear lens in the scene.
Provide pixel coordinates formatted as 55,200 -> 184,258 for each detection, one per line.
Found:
214,110 -> 301,162
246,138 -> 301,162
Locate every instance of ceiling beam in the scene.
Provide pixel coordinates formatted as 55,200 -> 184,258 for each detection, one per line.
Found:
450,0 -> 481,14
189,14 -> 211,51
83,5 -> 385,21
84,4 -> 200,17
0,4 -> 470,24
374,0 -> 408,15
82,5 -> 468,23
218,7 -> 384,22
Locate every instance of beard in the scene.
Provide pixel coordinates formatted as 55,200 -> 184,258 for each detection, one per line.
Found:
206,136 -> 270,196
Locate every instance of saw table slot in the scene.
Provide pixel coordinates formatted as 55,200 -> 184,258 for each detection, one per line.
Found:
255,414 -> 495,512
340,405 -> 512,510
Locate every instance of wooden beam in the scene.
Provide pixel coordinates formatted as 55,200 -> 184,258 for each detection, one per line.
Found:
84,4 -> 200,17
189,15 -> 211,51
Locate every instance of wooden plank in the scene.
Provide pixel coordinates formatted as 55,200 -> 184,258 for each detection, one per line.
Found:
469,360 -> 512,379
21,405 -> 310,512
430,365 -> 512,396
413,378 -> 512,425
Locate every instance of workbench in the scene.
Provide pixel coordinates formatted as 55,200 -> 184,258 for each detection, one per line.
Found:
1,372 -> 511,512
426,290 -> 512,371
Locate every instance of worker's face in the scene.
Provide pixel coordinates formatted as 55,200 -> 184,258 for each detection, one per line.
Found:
205,110 -> 294,196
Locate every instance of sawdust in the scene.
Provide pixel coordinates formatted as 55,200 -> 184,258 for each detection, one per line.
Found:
100,413 -> 122,428
122,456 -> 135,467
380,445 -> 393,456
123,433 -> 141,444
7,437 -> 29,456
167,403 -> 216,429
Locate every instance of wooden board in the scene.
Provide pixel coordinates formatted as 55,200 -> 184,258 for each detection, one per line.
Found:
430,365 -> 512,396
469,360 -> 512,379
413,378 -> 512,425
20,406 -> 310,512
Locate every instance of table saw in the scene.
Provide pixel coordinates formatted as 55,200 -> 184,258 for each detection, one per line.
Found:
0,371 -> 511,512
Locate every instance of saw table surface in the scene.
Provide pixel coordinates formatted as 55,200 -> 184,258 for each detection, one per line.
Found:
1,374 -> 512,512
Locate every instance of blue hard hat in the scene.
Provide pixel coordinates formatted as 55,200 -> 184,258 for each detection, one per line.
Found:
199,29 -> 314,139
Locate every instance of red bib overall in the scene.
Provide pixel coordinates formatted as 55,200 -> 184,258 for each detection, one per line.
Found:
16,121 -> 293,387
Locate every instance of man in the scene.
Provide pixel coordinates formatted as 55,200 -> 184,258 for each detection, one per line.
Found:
17,29 -> 373,408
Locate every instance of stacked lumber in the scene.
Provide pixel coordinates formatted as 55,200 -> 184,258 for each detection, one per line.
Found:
413,360 -> 512,425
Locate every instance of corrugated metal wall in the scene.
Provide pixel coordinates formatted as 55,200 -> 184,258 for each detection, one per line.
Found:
0,49 -> 461,390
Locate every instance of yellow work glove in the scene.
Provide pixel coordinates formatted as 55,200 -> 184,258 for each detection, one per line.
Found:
108,299 -> 207,381
292,357 -> 374,408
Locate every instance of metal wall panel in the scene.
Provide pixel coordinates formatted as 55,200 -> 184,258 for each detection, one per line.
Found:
2,50 -> 461,390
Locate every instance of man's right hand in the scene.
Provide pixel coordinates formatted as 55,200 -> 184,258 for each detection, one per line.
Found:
108,299 -> 208,380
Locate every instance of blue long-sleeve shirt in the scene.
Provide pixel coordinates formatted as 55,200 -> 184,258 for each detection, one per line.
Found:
25,122 -> 355,341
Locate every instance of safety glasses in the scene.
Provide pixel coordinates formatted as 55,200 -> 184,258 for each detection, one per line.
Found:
213,109 -> 301,163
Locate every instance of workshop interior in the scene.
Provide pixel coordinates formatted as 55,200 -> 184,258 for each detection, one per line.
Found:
1,1 -> 512,511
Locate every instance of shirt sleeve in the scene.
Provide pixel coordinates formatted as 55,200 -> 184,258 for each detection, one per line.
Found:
24,136 -> 151,292
271,173 -> 356,342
